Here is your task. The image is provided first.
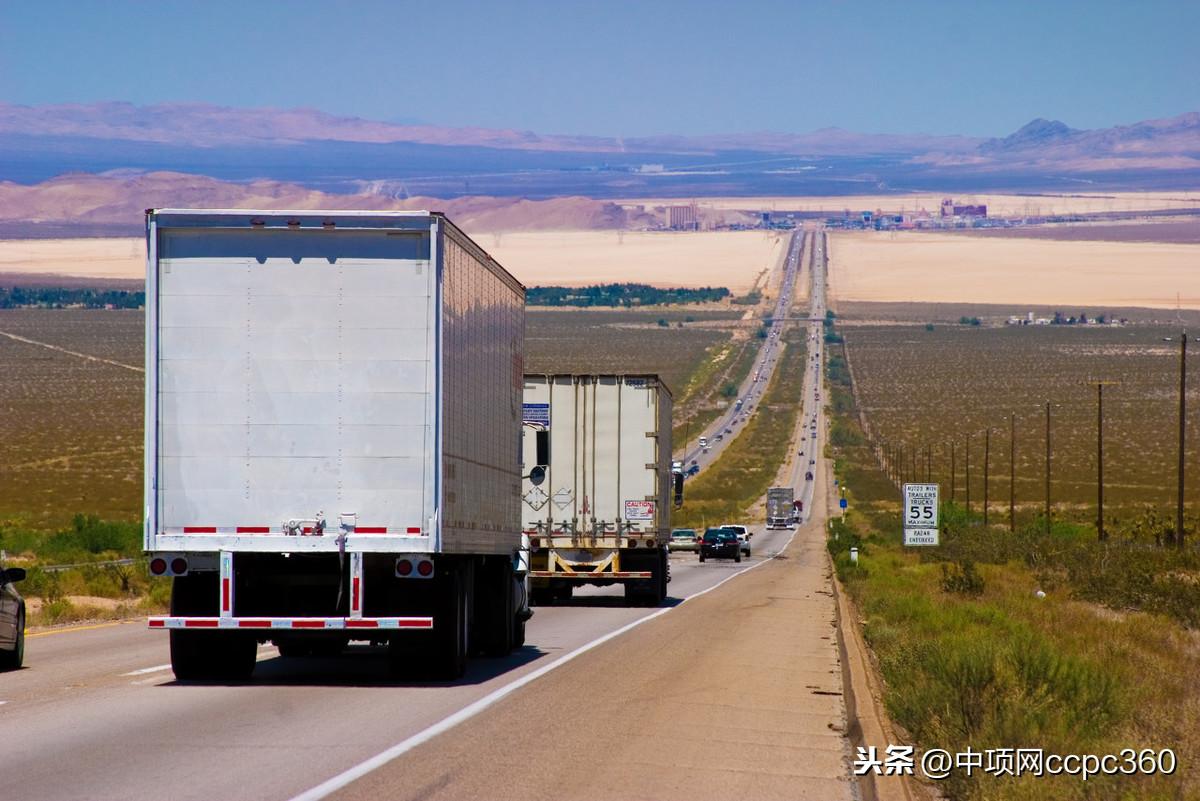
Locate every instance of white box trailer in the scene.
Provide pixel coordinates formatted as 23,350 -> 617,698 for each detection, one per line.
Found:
144,209 -> 529,680
766,486 -> 796,530
521,374 -> 677,606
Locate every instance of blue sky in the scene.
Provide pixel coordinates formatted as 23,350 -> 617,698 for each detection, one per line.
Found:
1,0 -> 1196,137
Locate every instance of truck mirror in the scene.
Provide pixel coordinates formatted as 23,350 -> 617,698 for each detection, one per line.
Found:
535,429 -> 550,467
529,465 -> 546,486
673,473 -> 684,509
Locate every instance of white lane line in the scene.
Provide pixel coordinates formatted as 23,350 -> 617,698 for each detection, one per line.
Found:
290,526 -> 799,801
122,664 -> 172,676
122,646 -> 277,678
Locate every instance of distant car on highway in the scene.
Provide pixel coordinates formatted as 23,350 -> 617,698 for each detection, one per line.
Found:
805,471 -> 814,481
698,436 -> 708,448
720,524 -> 753,556
0,560 -> 27,670
687,464 -> 700,476
669,529 -> 699,552
699,528 -> 741,563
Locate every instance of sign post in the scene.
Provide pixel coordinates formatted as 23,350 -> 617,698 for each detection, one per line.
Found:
902,483 -> 940,546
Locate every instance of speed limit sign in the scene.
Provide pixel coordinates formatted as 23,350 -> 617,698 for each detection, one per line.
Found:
903,483 -> 939,531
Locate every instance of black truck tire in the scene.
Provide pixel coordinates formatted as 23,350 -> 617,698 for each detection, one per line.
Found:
427,568 -> 468,680
475,558 -> 514,658
168,573 -> 257,681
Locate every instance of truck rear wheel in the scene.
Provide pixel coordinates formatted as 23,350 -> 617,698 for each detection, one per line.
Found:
475,558 -> 514,658
170,631 -> 256,681
428,569 -> 468,680
168,574 -> 257,681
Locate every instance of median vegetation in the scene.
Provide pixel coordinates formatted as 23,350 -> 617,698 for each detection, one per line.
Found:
673,327 -> 807,528
526,283 -> 729,307
824,338 -> 1196,801
1,515 -> 168,626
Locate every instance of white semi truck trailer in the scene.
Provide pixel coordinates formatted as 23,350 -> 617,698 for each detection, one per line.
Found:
143,209 -> 529,681
520,374 -> 680,607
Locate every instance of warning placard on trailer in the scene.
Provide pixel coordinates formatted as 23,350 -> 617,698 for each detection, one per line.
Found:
624,500 -> 655,521
522,403 -> 550,426
903,483 -> 939,530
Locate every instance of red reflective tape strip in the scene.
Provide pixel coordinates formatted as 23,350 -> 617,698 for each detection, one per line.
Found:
183,526 -> 216,534
405,527 -> 421,534
398,619 -> 433,628
351,577 -> 361,612
148,619 -> 165,628
236,526 -> 270,533
292,620 -> 326,628
346,619 -> 378,628
184,619 -> 219,628
221,578 -> 231,612
356,527 -> 387,534
237,620 -> 272,628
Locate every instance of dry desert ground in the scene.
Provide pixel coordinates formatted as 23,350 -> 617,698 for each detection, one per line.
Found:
0,237 -> 145,280
484,229 -> 783,293
623,191 -> 1200,217
827,230 -> 1200,309
0,230 -> 784,294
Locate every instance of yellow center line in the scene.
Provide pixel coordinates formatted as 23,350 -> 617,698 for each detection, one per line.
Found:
26,620 -> 131,638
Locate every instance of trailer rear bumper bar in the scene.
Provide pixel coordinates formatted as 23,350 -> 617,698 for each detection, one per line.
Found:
529,570 -> 651,579
148,616 -> 433,630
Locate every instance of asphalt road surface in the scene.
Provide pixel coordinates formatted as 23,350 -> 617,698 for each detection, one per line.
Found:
1,227 -> 851,801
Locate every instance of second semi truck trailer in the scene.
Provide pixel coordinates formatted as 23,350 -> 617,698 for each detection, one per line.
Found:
520,374 -> 680,607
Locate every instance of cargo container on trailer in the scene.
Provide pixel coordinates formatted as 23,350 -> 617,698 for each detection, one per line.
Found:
766,486 -> 796,530
144,209 -> 529,680
520,375 -> 679,606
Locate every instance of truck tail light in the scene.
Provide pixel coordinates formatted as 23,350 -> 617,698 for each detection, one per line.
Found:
395,556 -> 434,579
150,558 -> 167,576
170,557 -> 189,576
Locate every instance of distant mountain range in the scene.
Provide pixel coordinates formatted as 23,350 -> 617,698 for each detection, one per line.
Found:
0,102 -> 1197,234
3,101 -> 1197,163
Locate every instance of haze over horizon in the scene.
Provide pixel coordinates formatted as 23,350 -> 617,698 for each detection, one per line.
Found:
2,0 -> 1197,139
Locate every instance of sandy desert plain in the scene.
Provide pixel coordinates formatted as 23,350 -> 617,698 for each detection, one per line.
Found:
0,229 -> 786,294
826,230 -> 1200,309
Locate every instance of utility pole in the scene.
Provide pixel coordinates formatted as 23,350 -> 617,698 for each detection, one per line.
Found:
1092,381 -> 1119,541
983,427 -> 991,526
1179,332 -> 1188,549
1009,414 -> 1016,533
1045,401 -> 1052,536
950,440 -> 956,503
965,432 -> 972,515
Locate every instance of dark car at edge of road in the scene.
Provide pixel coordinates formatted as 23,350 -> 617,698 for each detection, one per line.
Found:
699,528 -> 741,563
0,560 -> 27,671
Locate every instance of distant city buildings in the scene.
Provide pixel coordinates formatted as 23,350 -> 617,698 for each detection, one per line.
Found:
941,197 -> 987,218
664,204 -> 699,230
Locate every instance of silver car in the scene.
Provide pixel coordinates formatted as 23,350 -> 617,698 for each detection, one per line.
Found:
668,529 -> 699,553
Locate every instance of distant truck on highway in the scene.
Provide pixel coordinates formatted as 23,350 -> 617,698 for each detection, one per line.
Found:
766,487 -> 796,530
143,210 -> 529,681
521,374 -> 680,606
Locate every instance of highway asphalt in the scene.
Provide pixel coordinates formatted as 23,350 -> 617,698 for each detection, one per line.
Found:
0,227 -> 848,801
